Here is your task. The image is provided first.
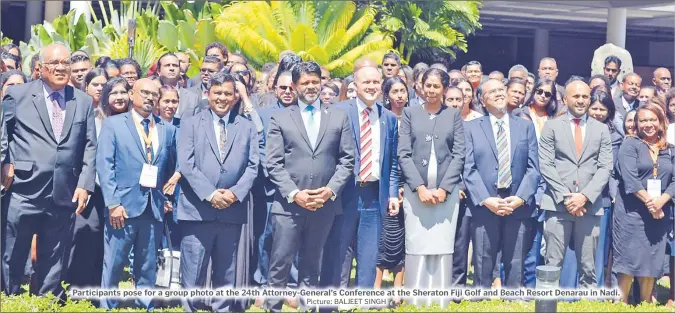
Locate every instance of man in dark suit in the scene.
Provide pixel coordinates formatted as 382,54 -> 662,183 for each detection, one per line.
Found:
264,62 -> 355,312
252,70 -> 298,286
97,78 -> 177,310
1,43 -> 96,300
463,79 -> 540,288
187,42 -> 229,88
177,72 -> 258,312
332,65 -> 399,288
613,73 -> 641,136
155,52 -> 201,120
187,56 -> 223,101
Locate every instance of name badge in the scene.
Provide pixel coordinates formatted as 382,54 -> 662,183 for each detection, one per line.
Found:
647,179 -> 662,198
139,163 -> 159,188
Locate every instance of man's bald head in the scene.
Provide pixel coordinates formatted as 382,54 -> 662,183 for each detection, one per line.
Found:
353,57 -> 378,72
564,80 -> 591,118
131,78 -> 160,117
653,67 -> 672,92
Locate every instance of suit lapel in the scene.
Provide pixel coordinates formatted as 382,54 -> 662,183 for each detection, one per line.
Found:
378,104 -> 387,167
290,105 -> 313,149
124,112 -> 147,159
559,115 -> 579,162
59,86 -> 77,144
509,115 -> 520,157
314,103 -> 330,149
202,111 -> 220,160
153,116 -> 165,165
579,118 -> 593,160
349,101 -> 360,158
222,114 -> 240,160
31,83 -> 56,142
479,116 -> 498,161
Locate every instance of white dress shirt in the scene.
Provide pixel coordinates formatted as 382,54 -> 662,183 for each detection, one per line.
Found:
130,109 -> 159,157
356,98 -> 380,182
489,113 -> 511,164
205,110 -> 231,201
42,82 -> 66,121
621,96 -> 636,113
568,112 -> 588,142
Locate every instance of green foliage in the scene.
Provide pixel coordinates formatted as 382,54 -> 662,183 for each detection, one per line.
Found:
214,1 -> 393,77
0,33 -> 13,46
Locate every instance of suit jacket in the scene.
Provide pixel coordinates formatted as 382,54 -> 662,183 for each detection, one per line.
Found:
613,92 -> 637,137
255,100 -> 287,196
335,99 -> 399,216
463,114 -> 540,219
175,87 -> 201,120
186,75 -> 201,89
538,114 -> 613,215
398,105 -> 465,193
177,109 -> 259,224
265,102 -> 355,216
96,112 -> 177,221
2,80 -> 97,207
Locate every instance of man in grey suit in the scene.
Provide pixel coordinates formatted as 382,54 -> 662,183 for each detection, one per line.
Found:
264,61 -> 355,312
613,73 -> 641,137
538,80 -> 613,288
155,52 -> 201,120
1,43 -> 96,299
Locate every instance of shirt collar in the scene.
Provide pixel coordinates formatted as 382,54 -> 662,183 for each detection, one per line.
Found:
567,111 -> 588,122
488,113 -> 509,127
211,109 -> 230,124
356,98 -> 377,115
131,108 -> 154,124
42,81 -> 65,100
298,98 -> 321,112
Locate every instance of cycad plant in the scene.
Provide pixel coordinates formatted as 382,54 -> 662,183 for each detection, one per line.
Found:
214,1 -> 394,77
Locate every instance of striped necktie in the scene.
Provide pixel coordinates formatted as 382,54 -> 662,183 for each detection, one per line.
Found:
496,120 -> 512,188
359,107 -> 373,182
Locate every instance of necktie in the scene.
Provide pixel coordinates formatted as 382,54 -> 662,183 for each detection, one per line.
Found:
218,119 -> 227,162
359,108 -> 373,182
50,92 -> 64,140
573,118 -> 583,157
496,120 -> 512,188
306,105 -> 318,148
141,118 -> 153,162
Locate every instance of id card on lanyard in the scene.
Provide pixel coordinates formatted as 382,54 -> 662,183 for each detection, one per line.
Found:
646,143 -> 661,198
136,118 -> 159,188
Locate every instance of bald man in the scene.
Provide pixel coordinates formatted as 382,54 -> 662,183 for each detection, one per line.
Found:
653,67 -> 672,96
97,78 -> 178,310
353,57 -> 378,72
538,80 -> 613,288
2,43 -> 96,299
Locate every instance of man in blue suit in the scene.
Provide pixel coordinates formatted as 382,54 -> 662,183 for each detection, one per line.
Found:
253,70 -> 299,287
463,79 -> 540,288
97,78 -> 177,310
177,72 -> 259,312
2,44 -> 96,300
332,64 -> 399,288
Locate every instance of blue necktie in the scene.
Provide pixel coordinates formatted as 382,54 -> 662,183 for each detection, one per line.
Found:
306,105 -> 319,148
141,118 -> 154,162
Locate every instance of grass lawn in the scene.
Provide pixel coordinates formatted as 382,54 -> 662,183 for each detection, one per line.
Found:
2,266 -> 673,312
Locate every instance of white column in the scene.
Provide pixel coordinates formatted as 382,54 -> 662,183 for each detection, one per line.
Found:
533,29 -> 549,71
24,1 -> 44,41
606,8 -> 627,48
44,1 -> 64,23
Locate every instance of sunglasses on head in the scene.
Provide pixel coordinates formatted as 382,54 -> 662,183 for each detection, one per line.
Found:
535,89 -> 552,98
234,70 -> 250,76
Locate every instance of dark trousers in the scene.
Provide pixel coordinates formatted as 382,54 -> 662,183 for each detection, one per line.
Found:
254,194 -> 298,286
180,221 -> 241,312
66,186 -> 105,292
100,208 -> 161,310
319,214 -> 344,288
471,210 -> 532,288
523,212 -> 544,288
2,194 -> 75,300
337,183 -> 381,288
452,198 -> 471,286
265,213 -> 333,312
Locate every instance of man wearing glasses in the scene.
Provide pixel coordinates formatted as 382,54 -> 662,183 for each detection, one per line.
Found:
189,56 -> 223,100
1,43 -> 96,301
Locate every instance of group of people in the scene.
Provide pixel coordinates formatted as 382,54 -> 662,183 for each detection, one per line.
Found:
0,39 -> 674,312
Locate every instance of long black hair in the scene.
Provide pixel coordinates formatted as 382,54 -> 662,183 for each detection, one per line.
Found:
382,76 -> 409,110
524,78 -> 559,117
589,86 -> 616,131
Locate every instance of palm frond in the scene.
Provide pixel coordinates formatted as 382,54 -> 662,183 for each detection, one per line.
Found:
316,1 -> 355,44
270,1 -> 296,37
340,6 -> 376,55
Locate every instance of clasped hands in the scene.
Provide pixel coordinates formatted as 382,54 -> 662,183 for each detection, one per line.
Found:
483,196 -> 524,216
563,193 -> 588,216
210,189 -> 238,209
417,185 -> 447,205
293,187 -> 333,211
643,194 -> 669,220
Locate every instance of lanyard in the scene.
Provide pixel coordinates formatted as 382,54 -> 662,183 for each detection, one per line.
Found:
644,141 -> 659,178
134,117 -> 155,163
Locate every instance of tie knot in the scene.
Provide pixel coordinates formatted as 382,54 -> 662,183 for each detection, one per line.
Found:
573,118 -> 581,125
219,119 -> 226,126
363,107 -> 372,116
51,92 -> 60,101
306,105 -> 315,112
141,118 -> 150,126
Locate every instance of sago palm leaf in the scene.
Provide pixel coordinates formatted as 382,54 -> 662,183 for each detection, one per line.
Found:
215,21 -> 279,68
305,45 -> 329,65
98,32 -> 166,74
316,1 -> 355,44
322,29 -> 346,59
340,6 -> 376,55
270,1 -> 297,37
293,1 -> 316,27
327,36 -> 393,71
290,24 -> 318,52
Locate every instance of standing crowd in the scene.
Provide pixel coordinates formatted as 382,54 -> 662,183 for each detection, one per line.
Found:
0,40 -> 674,312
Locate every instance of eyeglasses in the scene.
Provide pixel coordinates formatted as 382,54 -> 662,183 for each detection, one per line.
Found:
44,60 -> 71,68
535,89 -> 553,98
278,85 -> 294,92
138,89 -> 159,99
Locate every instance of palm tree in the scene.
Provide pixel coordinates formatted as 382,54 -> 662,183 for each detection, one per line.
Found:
375,1 -> 482,63
213,1 -> 393,77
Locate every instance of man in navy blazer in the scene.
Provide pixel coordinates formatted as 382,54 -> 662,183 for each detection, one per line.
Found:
1,44 -> 96,300
463,79 -> 540,288
177,72 -> 259,312
97,78 -> 177,310
331,65 -> 399,288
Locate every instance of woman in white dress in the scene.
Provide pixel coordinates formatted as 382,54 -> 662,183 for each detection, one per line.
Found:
398,68 -> 465,307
